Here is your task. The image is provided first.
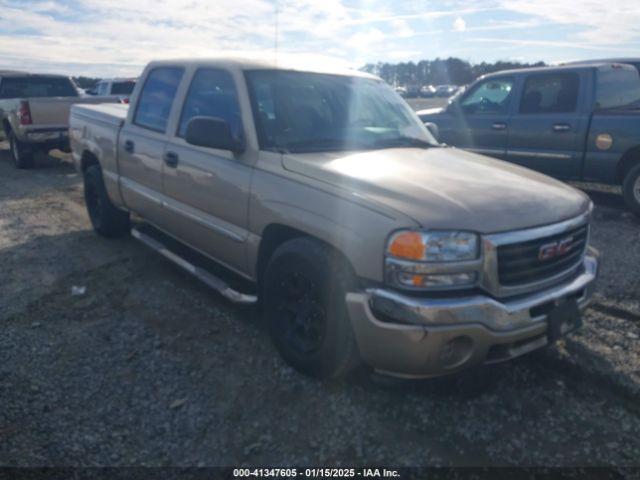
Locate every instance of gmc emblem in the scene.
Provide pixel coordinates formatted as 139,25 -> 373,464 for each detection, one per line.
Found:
538,236 -> 574,261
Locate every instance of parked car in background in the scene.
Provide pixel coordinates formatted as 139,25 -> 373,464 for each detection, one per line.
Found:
405,85 -> 420,98
0,72 -> 119,168
394,85 -> 407,97
419,63 -> 640,215
435,84 -> 458,97
70,57 -> 598,380
420,85 -> 436,97
87,78 -> 137,103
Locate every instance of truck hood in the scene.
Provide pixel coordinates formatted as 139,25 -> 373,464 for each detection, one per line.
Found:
282,147 -> 590,233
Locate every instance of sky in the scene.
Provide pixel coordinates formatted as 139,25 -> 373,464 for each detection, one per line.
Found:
0,0 -> 639,78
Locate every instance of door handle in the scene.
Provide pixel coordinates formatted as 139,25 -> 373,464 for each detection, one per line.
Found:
123,139 -> 135,153
491,122 -> 507,130
553,124 -> 571,132
164,151 -> 179,168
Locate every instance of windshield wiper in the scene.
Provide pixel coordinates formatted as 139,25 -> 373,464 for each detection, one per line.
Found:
280,137 -> 369,153
283,138 -> 345,148
372,137 -> 436,149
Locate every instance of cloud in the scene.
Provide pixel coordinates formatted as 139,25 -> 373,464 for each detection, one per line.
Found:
500,0 -> 640,44
0,0 -> 639,76
452,16 -> 466,32
391,19 -> 415,38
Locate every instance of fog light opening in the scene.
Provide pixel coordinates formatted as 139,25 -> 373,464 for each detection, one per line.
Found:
440,335 -> 474,369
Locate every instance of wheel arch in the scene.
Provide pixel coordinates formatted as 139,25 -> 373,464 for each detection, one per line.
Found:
2,118 -> 11,137
617,145 -> 640,183
80,149 -> 101,174
255,223 -> 359,288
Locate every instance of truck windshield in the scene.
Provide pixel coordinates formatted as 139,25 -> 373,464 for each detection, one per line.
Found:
596,67 -> 640,109
111,81 -> 136,95
0,76 -> 78,99
245,70 -> 436,153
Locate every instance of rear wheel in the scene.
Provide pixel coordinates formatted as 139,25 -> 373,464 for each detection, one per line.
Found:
84,165 -> 130,237
262,237 -> 361,379
622,163 -> 640,217
9,132 -> 34,169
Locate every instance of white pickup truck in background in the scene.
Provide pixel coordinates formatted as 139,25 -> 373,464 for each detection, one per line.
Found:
86,77 -> 137,104
0,71 -> 118,168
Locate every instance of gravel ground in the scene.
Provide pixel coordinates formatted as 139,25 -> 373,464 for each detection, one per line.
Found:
0,144 -> 639,468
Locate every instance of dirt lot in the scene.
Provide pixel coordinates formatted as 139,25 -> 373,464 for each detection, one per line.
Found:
0,144 -> 639,468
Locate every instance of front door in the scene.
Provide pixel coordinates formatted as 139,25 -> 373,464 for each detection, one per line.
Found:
445,76 -> 515,160
505,71 -> 586,179
161,67 -> 252,275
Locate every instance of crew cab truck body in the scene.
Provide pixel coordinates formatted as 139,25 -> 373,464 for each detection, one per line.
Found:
0,72 -> 115,168
418,63 -> 640,215
70,58 -> 599,379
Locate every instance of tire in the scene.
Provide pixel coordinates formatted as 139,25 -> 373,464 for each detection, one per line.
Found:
83,165 -> 130,237
262,237 -> 361,379
622,163 -> 640,217
9,131 -> 34,169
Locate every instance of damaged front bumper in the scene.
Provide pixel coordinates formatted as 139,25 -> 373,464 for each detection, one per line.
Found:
346,249 -> 599,378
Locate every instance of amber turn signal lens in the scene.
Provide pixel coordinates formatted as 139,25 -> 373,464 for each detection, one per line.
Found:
388,231 -> 425,260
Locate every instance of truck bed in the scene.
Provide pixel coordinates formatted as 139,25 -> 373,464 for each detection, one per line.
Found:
69,102 -> 128,204
70,102 -> 128,127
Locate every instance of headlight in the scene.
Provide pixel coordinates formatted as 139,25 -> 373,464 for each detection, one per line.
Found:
385,230 -> 481,290
387,230 -> 479,262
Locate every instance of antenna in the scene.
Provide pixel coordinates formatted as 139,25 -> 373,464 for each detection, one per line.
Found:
274,0 -> 279,66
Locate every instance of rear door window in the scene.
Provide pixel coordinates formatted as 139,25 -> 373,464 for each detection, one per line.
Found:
177,68 -> 242,139
0,76 -> 78,99
596,67 -> 640,109
519,72 -> 579,114
134,67 -> 184,133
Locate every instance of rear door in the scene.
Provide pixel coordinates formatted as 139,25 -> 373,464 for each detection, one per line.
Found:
118,66 -> 184,222
505,70 -> 588,179
444,76 -> 515,159
161,67 -> 252,274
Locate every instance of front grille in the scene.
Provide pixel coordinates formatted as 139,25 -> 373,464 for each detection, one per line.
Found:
497,224 -> 588,286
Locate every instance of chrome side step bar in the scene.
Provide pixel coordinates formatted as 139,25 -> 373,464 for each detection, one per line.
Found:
131,227 -> 257,304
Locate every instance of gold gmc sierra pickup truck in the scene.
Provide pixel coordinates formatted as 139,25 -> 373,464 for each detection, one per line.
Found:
69,58 -> 599,379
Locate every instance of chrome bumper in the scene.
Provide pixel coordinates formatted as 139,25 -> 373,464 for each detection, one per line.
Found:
21,127 -> 68,144
346,249 -> 599,378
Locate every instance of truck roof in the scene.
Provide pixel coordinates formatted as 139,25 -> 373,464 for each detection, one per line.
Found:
563,57 -> 640,66
0,71 -> 69,78
146,57 -> 379,80
0,69 -> 28,75
98,77 -> 138,82
479,62 -> 638,80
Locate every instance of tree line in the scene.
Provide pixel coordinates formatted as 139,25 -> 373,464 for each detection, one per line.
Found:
361,57 -> 546,86
72,57 -> 546,91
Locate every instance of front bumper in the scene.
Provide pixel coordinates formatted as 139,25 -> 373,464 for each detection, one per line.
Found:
346,249 -> 599,378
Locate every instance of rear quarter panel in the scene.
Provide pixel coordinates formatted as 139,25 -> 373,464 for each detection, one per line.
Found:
70,103 -> 128,208
584,112 -> 640,183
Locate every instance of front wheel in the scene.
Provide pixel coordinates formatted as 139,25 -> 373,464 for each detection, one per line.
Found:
84,165 -> 130,237
9,132 -> 34,169
622,163 -> 640,217
262,237 -> 361,379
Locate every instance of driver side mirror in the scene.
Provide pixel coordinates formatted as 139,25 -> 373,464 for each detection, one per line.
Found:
185,116 -> 244,153
423,122 -> 439,141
